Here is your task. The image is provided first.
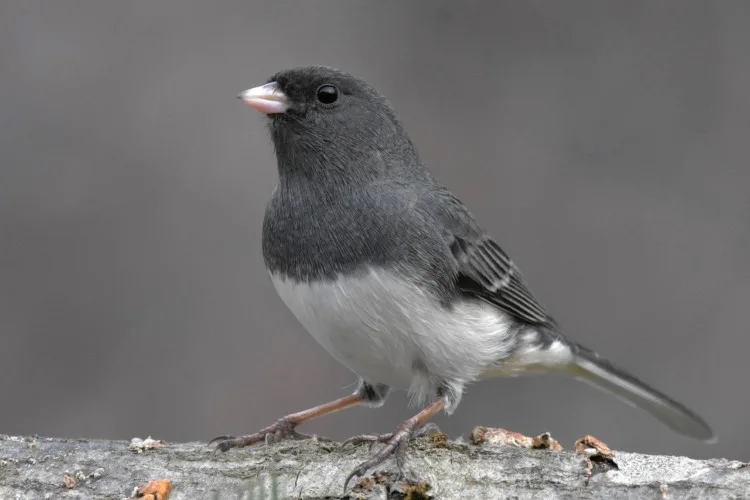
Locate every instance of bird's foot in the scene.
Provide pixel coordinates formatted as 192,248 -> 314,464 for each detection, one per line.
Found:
342,422 -> 441,449
210,394 -> 363,452
341,431 -> 393,449
210,417 -> 323,451
342,422 -> 438,491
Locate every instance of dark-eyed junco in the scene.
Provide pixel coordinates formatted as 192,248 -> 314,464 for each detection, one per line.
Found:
213,66 -> 715,489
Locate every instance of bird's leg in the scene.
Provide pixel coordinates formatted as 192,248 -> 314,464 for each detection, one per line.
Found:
211,393 -> 363,451
344,397 -> 446,491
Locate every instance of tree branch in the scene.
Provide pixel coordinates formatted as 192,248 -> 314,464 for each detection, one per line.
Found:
0,433 -> 746,499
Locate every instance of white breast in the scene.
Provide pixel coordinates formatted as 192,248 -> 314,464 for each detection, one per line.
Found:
270,267 -> 518,403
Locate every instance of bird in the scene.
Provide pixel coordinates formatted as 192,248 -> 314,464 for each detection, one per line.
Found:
212,65 -> 715,490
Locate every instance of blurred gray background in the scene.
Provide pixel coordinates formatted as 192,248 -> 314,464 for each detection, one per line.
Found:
1,1 -> 748,463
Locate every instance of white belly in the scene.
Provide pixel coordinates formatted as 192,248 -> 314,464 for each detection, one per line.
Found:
270,267 -> 517,400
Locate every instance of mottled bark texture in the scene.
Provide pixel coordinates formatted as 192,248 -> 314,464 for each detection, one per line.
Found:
0,434 -> 747,499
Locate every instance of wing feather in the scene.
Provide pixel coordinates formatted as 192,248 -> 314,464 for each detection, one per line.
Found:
452,235 -> 552,326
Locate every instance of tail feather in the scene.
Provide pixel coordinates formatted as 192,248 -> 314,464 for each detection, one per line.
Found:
570,344 -> 715,442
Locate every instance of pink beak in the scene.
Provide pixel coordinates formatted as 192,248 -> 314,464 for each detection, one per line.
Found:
237,82 -> 289,114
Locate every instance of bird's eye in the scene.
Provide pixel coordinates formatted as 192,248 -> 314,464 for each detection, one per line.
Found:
316,84 -> 339,104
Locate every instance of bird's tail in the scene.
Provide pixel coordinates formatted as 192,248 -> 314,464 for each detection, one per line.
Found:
569,343 -> 715,442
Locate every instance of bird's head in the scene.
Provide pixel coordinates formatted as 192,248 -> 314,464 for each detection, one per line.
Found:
238,66 -> 418,183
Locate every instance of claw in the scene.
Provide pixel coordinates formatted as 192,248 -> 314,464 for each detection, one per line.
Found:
343,424 -> 413,491
209,394 -> 365,457
344,463 -> 369,492
210,417 -> 301,452
342,423 -> 440,450
342,432 -> 393,448
341,397 -> 446,492
210,421 -> 334,452
210,432 -> 266,452
208,435 -> 234,446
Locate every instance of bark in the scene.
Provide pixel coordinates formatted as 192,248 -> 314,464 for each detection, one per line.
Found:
0,433 -> 747,499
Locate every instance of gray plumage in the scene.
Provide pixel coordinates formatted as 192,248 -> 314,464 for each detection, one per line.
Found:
257,66 -> 714,441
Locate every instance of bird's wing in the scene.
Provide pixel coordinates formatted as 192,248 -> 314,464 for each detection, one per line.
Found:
429,187 -> 554,327
451,234 -> 552,325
